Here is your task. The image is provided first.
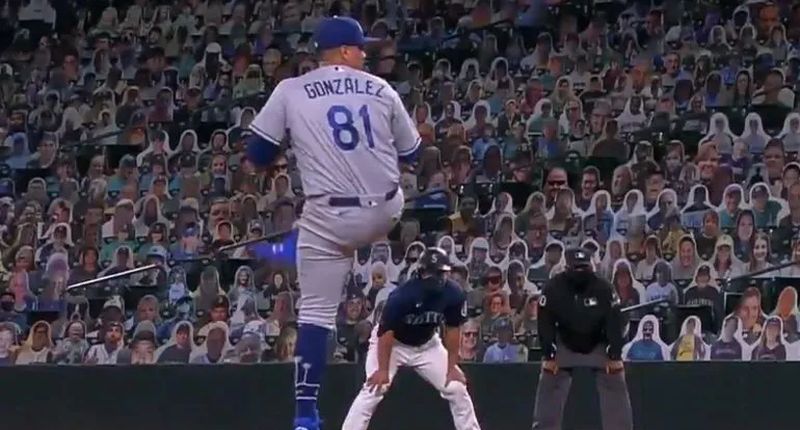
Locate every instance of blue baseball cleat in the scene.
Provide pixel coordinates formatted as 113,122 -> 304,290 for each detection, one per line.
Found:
293,417 -> 321,430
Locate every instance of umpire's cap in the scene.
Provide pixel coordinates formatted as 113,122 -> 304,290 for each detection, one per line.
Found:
565,247 -> 593,271
419,247 -> 452,273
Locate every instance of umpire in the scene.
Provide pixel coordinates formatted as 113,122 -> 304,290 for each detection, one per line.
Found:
532,247 -> 633,430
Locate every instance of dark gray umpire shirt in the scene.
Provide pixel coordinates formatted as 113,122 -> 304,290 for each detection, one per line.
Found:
538,271 -> 624,367
378,277 -> 467,346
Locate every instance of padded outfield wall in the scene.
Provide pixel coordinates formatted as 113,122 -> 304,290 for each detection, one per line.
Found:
1,362 -> 797,430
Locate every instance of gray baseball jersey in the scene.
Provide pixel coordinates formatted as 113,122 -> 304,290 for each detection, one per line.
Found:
250,64 -> 421,197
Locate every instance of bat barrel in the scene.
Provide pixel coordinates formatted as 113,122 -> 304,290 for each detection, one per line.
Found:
621,298 -> 669,314
66,264 -> 162,292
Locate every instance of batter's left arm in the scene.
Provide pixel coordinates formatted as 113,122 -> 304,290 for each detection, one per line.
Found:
444,291 -> 469,370
388,89 -> 421,163
444,324 -> 461,370
247,81 -> 289,168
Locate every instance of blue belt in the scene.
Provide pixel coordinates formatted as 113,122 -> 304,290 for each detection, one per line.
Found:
328,188 -> 398,207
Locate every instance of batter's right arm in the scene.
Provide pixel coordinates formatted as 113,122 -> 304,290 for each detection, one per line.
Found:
246,81 -> 289,168
376,330 -> 395,373
376,295 -> 403,374
363,329 -> 395,393
368,295 -> 403,393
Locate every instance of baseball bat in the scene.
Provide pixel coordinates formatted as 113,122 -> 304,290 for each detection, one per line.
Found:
66,264 -> 164,292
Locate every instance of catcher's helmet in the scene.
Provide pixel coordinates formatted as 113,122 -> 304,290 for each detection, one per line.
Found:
419,247 -> 452,273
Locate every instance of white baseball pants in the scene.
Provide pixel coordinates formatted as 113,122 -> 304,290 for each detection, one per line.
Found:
342,333 -> 481,430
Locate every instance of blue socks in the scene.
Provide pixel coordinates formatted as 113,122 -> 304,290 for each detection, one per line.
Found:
295,323 -> 330,421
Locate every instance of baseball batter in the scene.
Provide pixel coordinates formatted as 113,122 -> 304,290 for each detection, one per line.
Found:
342,247 -> 481,430
246,16 -> 420,430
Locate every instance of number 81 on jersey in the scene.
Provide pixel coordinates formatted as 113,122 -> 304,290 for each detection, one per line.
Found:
326,104 -> 376,151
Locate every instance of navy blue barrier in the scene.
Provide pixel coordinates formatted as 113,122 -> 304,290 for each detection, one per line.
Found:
1,362 -> 799,430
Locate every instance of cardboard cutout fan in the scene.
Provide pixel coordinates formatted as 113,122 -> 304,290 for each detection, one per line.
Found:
750,316 -> 790,361
622,314 -> 669,361
669,316 -> 710,361
710,315 -> 748,360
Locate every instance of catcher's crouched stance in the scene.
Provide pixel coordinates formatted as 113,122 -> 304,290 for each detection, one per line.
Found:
342,248 -> 481,430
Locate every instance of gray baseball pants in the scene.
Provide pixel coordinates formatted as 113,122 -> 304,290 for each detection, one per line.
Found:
295,188 -> 404,330
532,344 -> 633,430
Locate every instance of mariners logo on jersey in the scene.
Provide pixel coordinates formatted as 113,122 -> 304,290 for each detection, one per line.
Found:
402,310 -> 445,326
379,276 -> 467,347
